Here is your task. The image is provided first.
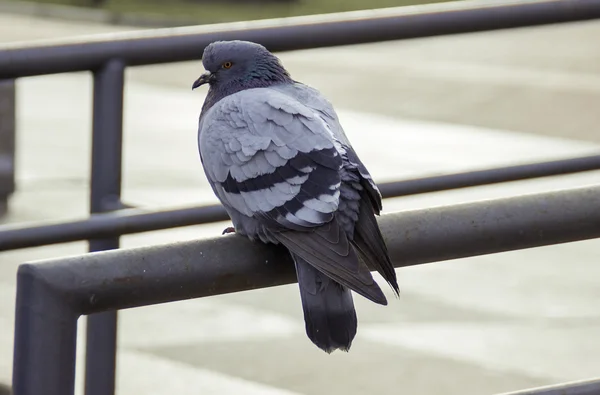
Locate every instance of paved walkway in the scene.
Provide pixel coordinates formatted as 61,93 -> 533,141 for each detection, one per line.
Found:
0,12 -> 599,395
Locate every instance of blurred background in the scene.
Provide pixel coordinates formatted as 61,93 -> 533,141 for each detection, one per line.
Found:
0,0 -> 451,26
1,0 -> 600,394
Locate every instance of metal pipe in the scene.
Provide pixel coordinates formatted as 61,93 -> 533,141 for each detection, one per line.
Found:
1,154 -> 599,251
1,0 -> 600,78
85,60 -> 125,395
12,185 -> 600,395
0,80 -> 16,216
0,204 -> 229,250
12,264 -> 79,395
377,154 -> 600,198
496,377 -> 600,395
18,184 -> 600,316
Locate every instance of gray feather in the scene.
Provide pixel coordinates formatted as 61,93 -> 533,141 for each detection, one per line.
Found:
199,89 -> 342,229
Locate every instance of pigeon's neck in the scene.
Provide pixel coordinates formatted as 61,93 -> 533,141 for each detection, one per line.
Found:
201,68 -> 293,116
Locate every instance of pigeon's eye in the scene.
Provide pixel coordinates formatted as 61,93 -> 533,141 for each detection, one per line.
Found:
222,61 -> 233,69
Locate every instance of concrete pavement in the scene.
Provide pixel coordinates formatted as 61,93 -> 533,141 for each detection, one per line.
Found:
0,12 -> 600,395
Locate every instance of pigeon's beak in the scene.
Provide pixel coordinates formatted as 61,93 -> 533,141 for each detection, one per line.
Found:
192,71 -> 214,90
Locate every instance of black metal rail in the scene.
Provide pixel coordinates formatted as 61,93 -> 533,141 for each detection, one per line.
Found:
0,81 -> 15,216
2,0 -> 600,79
85,58 -> 126,395
498,378 -> 600,395
12,185 -> 600,395
1,153 -> 599,251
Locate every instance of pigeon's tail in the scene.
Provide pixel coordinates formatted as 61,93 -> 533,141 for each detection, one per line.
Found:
293,254 -> 357,354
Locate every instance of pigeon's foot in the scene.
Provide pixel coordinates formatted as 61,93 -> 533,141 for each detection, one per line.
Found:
222,227 -> 235,235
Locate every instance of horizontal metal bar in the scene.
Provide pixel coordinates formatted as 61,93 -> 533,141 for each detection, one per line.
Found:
377,153 -> 600,197
0,204 -> 228,250
1,153 -> 599,251
18,184 -> 600,315
496,377 -> 600,395
2,0 -> 600,78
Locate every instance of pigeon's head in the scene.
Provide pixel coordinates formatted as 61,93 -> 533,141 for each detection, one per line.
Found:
192,40 -> 292,92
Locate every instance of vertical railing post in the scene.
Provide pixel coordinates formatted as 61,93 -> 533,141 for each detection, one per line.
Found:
85,59 -> 125,395
12,264 -> 80,395
0,80 -> 16,217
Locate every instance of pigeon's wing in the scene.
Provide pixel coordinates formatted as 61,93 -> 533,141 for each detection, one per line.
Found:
273,220 -> 386,305
273,82 -> 384,213
199,88 -> 385,304
272,83 -> 397,294
199,88 -> 344,231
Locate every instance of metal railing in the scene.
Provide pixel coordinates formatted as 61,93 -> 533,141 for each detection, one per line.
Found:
13,185 -> 600,395
499,378 -> 600,395
1,153 -> 600,251
2,0 -> 600,394
0,80 -> 15,216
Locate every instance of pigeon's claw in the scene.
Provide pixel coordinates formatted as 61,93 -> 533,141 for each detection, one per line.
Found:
222,226 -> 235,235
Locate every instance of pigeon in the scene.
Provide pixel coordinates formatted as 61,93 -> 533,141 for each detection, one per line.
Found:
193,40 -> 399,353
